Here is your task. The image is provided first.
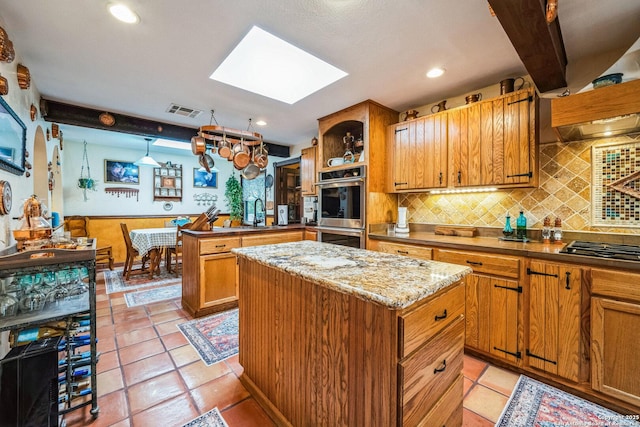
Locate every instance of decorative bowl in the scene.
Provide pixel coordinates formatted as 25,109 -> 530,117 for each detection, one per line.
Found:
592,73 -> 623,89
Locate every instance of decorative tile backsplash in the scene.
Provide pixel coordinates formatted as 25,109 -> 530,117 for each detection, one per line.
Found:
399,134 -> 640,233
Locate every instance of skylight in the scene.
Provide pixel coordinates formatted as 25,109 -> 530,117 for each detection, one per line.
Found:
210,26 -> 348,104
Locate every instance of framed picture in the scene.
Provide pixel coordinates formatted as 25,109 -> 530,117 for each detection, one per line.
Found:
193,168 -> 217,188
104,160 -> 139,184
0,97 -> 26,175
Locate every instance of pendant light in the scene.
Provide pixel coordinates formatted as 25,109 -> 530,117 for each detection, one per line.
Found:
134,138 -> 160,167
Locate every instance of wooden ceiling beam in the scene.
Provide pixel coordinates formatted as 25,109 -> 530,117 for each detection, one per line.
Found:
488,0 -> 567,92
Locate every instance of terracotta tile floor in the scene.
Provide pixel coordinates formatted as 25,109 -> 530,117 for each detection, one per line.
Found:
62,272 -> 518,426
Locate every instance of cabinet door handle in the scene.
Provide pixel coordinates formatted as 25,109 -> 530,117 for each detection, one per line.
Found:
394,182 -> 408,186
433,359 -> 447,374
506,171 -> 533,178
565,271 -> 571,290
526,268 -> 558,278
439,172 -> 443,185
396,250 -> 409,255
457,171 -> 461,184
466,260 -> 483,266
395,127 -> 408,134
434,309 -> 447,321
507,95 -> 533,105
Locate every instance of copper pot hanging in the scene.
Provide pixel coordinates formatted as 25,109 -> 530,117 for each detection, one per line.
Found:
254,141 -> 268,169
0,74 -> 8,95
191,135 -> 206,155
232,139 -> 250,170
218,131 -> 232,158
17,64 -> 30,89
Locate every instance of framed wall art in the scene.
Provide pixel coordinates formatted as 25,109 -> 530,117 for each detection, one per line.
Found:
104,160 -> 139,184
0,97 -> 26,175
193,168 -> 217,188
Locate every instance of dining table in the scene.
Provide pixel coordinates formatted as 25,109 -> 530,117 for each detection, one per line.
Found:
129,227 -> 177,279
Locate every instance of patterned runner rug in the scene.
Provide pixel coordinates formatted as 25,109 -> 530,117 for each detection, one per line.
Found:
177,309 -> 239,366
124,284 -> 182,307
104,268 -> 180,294
181,407 -> 228,427
496,376 -> 640,426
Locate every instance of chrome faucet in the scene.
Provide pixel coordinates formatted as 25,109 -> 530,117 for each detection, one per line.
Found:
253,198 -> 264,227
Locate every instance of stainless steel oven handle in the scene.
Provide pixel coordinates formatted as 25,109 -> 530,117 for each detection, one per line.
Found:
315,177 -> 365,185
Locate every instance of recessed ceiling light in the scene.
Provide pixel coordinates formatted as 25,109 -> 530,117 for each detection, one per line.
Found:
426,67 -> 445,78
108,3 -> 140,24
255,120 -> 267,126
210,26 -> 348,104
603,130 -> 613,136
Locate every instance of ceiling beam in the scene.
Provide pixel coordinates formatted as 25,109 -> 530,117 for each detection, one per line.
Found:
39,98 -> 290,157
488,0 -> 567,92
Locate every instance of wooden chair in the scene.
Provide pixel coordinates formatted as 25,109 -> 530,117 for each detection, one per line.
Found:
65,216 -> 114,270
120,223 -> 150,280
166,223 -> 190,275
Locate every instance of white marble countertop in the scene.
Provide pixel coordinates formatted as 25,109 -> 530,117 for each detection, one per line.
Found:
232,240 -> 472,309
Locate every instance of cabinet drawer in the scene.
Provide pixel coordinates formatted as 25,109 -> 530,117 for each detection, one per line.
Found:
375,241 -> 433,260
399,283 -> 464,358
200,237 -> 241,255
437,249 -> 520,279
418,374 -> 463,427
398,318 -> 464,427
241,231 -> 303,247
591,268 -> 640,303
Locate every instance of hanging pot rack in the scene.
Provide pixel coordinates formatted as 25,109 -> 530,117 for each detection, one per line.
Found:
191,112 -> 268,179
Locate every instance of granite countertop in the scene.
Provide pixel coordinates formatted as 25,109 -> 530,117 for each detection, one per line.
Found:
232,240 -> 472,309
369,229 -> 640,271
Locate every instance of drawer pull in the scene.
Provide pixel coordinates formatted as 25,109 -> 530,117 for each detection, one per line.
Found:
394,182 -> 408,186
433,359 -> 447,374
565,271 -> 571,290
434,309 -> 447,321
215,244 -> 226,248
466,260 -> 483,266
397,250 -> 409,255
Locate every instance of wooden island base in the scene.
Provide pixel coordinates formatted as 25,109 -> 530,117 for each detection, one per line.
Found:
237,255 -> 466,426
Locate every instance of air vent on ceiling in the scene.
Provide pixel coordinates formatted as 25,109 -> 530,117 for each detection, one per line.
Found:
166,103 -> 203,119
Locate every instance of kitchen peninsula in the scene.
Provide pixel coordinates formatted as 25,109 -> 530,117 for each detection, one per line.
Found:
233,240 -> 472,426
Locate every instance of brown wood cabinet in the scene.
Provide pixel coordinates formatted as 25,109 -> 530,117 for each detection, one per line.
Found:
368,239 -> 433,260
436,248 -> 523,365
238,254 -> 465,426
388,114 -> 447,191
300,146 -> 317,196
526,260 -> 583,382
591,268 -> 640,407
448,88 -> 537,188
182,230 -> 303,318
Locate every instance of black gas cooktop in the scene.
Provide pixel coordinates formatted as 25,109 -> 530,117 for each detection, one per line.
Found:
560,241 -> 640,261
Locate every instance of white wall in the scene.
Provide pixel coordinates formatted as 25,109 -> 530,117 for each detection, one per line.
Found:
61,138 -> 281,216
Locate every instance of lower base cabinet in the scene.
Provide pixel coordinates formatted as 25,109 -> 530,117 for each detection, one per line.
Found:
182,230 -> 303,318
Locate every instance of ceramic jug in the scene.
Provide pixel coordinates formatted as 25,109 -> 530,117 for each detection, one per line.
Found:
431,100 -> 447,113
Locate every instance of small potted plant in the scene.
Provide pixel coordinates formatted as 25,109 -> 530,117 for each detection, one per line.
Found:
224,174 -> 243,226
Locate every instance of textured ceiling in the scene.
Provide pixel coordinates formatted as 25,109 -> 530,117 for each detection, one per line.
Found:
0,0 -> 638,152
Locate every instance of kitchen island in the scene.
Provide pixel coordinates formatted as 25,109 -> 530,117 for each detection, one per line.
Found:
232,240 -> 472,426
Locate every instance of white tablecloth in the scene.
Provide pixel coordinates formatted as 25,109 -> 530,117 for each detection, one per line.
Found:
130,227 -> 176,257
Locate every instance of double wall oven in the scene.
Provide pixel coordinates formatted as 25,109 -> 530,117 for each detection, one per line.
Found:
315,165 -> 366,248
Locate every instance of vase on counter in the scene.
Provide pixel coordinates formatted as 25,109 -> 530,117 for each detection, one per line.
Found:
502,213 -> 514,237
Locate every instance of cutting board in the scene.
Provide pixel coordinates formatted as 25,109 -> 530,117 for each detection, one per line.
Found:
434,225 -> 478,237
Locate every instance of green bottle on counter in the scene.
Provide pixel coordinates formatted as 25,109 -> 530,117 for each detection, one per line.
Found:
516,210 -> 527,240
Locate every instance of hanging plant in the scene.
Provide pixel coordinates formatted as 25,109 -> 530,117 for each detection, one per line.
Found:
224,173 -> 243,223
78,141 -> 98,201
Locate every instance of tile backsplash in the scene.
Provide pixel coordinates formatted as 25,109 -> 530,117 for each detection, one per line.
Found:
399,134 -> 640,234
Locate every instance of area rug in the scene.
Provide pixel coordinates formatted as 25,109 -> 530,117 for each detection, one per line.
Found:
496,375 -> 640,426
181,407 -> 228,427
177,309 -> 238,366
104,268 -> 181,294
124,284 -> 182,307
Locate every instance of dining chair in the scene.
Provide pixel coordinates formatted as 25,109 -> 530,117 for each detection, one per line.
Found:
166,223 -> 190,275
120,223 -> 150,280
65,216 -> 114,270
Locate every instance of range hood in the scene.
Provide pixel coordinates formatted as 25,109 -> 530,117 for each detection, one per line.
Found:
551,79 -> 640,142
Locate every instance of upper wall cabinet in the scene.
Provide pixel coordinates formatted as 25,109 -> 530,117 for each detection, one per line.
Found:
387,113 -> 448,192
388,87 -> 539,192
300,145 -> 317,196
